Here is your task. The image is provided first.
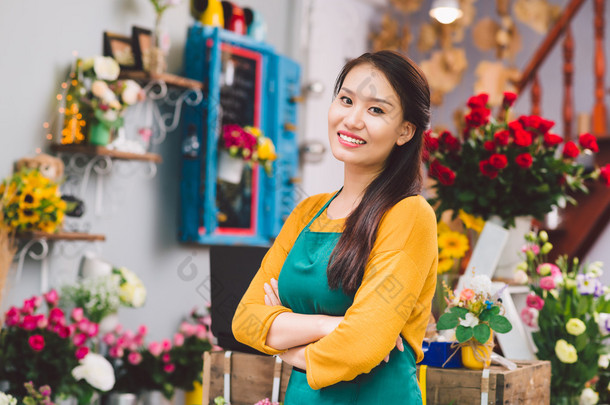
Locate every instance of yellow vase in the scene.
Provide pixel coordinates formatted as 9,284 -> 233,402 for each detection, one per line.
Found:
461,333 -> 493,370
200,0 -> 224,27
184,381 -> 203,405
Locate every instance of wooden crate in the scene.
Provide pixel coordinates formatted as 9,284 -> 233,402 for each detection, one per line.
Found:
418,360 -> 551,405
202,351 -> 293,405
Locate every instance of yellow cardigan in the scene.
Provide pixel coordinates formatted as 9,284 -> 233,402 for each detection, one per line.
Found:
232,193 -> 438,390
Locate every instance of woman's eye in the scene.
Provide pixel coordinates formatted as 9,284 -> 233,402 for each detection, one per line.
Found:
370,106 -> 385,114
340,96 -> 352,105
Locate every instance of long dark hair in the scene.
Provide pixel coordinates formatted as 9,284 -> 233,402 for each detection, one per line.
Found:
327,50 -> 431,295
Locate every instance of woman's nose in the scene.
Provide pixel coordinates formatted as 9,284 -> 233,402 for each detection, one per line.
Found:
344,107 -> 365,130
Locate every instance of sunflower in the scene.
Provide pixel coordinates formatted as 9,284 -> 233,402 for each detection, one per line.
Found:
438,230 -> 470,259
458,209 -> 485,234
437,257 -> 455,274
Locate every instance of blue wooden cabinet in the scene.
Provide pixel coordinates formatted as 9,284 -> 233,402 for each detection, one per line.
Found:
179,24 -> 301,246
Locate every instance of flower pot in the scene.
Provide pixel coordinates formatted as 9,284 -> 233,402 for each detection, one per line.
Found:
89,121 -> 112,146
461,333 -> 493,370
217,150 -> 245,184
79,252 -> 113,278
488,216 -> 532,280
184,381 -> 203,405
138,391 -> 174,405
105,393 -> 138,405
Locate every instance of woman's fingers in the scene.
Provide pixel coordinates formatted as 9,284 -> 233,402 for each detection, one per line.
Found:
396,336 -> 404,351
270,278 -> 280,301
264,282 -> 281,306
384,354 -> 389,363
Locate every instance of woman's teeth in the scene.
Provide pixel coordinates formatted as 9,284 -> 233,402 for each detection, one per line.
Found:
339,133 -> 366,144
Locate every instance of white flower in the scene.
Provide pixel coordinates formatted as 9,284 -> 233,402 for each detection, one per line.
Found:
459,312 -> 479,328
121,80 -> 141,105
598,313 -> 610,335
0,392 -> 17,405
579,387 -> 599,405
72,352 -> 115,391
114,267 -> 147,307
93,56 -> 120,81
91,80 -> 110,98
598,354 -> 610,369
513,269 -> 528,285
468,275 -> 493,296
587,261 -> 604,278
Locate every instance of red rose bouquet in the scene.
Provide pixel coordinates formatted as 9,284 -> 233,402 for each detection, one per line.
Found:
424,92 -> 608,227
0,290 -> 101,403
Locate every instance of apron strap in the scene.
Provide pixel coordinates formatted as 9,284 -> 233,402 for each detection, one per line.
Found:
304,188 -> 342,229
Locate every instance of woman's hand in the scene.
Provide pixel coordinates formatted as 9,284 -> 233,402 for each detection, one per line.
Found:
383,335 -> 404,363
279,346 -> 307,370
264,278 -> 281,306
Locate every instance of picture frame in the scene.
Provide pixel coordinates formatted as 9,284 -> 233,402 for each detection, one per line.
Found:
103,32 -> 137,70
131,26 -> 153,72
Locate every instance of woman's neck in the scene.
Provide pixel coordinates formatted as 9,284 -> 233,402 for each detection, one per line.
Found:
327,164 -> 379,219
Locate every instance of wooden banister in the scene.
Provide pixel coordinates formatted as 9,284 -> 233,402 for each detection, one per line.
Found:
593,0 -> 608,136
563,27 -> 574,140
531,75 -> 541,116
516,0 -> 587,94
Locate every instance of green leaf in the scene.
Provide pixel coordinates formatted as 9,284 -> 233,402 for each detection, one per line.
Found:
437,313 -> 459,330
458,190 -> 476,202
450,306 -> 469,318
456,325 -> 474,343
479,306 -> 500,321
489,315 -> 513,333
473,323 -> 491,344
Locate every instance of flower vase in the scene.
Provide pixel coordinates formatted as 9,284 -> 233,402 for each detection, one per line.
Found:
138,391 -> 174,405
183,381 -> 203,405
98,312 -> 120,335
217,150 -> 245,184
149,15 -> 167,74
488,216 -> 532,280
461,333 -> 493,370
89,120 -> 112,146
106,393 -> 138,405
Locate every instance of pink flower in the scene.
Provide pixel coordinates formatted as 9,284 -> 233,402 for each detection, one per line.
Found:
58,325 -> 71,339
103,333 -> 116,346
73,333 -> 87,346
161,338 -> 172,352
163,363 -> 175,373
179,321 -> 195,336
202,314 -> 212,327
521,244 -> 540,255
71,308 -> 84,322
116,336 -> 128,348
87,322 -> 99,337
459,288 -> 475,301
520,307 -> 539,328
29,334 -> 45,351
195,324 -> 207,340
148,341 -> 163,357
128,352 -> 143,365
124,330 -> 135,341
162,353 -> 171,363
48,307 -> 65,325
114,324 -> 123,334
137,325 -> 148,337
109,345 -> 124,358
75,346 -> 89,360
21,315 -> 39,331
526,293 -> 545,310
540,276 -> 556,290
36,315 -> 48,329
173,333 -> 185,347
44,289 -> 59,307
22,296 -> 41,315
5,307 -> 20,326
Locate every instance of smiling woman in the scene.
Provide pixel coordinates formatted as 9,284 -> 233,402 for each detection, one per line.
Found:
233,51 -> 436,405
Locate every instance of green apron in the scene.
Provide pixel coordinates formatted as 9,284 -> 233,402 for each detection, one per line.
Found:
277,192 -> 422,404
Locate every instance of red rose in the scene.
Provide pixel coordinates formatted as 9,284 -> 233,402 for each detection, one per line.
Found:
538,119 -> 555,134
494,130 -> 510,146
467,93 -> 489,108
518,115 -> 541,130
514,130 -> 533,147
21,315 -> 38,331
600,164 -> 610,187
424,131 -> 439,152
421,148 -> 430,162
579,133 -> 599,153
489,153 -> 508,169
508,120 -> 523,133
479,160 -> 499,179
543,133 -> 563,147
502,92 -> 517,108
562,141 -> 580,158
28,334 -> 45,352
465,107 -> 491,128
440,130 -> 460,151
515,153 -> 533,168
429,160 -> 456,185
484,141 -> 496,151
75,346 -> 89,360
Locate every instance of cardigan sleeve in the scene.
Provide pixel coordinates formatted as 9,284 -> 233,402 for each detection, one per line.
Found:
232,194 -> 330,355
304,197 -> 438,389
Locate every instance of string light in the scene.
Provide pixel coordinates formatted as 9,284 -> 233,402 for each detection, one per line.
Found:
56,94 -> 63,101
429,0 -> 463,24
35,148 -> 41,154
61,82 -> 68,89
46,134 -> 53,140
43,122 -> 50,129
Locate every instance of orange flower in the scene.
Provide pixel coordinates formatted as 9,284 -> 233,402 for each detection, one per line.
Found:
459,288 -> 475,301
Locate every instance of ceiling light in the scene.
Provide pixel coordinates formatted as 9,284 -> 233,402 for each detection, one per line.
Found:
429,0 -> 463,24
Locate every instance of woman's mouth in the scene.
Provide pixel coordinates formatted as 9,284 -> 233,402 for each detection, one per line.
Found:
337,131 -> 366,146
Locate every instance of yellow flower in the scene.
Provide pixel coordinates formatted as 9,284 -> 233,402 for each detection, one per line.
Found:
257,136 -> 277,162
555,339 -> 578,363
437,221 -> 451,235
459,210 -> 485,233
18,209 -> 40,225
566,318 -> 586,336
438,231 -> 469,259
244,126 -> 263,138
437,257 -> 454,274
38,221 -> 59,234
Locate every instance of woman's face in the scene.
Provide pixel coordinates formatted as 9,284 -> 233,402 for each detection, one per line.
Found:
328,63 -> 414,174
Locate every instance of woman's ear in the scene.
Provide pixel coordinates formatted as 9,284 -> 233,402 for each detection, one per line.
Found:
396,122 -> 416,146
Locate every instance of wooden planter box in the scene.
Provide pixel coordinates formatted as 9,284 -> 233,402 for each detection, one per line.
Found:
417,360 -> 551,405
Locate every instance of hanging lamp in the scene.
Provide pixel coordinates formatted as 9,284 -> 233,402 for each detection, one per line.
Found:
429,0 -> 463,24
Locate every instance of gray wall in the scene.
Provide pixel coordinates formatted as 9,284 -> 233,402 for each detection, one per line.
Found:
1,0 -> 609,343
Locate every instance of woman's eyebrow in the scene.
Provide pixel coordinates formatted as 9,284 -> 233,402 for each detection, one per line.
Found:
340,87 -> 394,107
